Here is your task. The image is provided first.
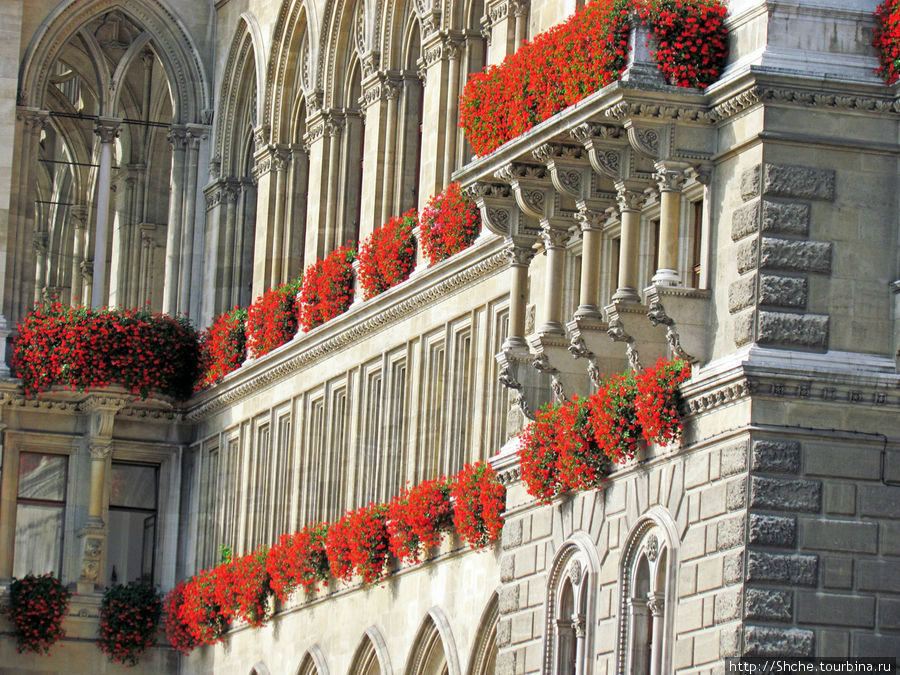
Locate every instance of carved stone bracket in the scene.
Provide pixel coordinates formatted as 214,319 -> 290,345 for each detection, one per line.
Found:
645,284 -> 712,364
605,300 -> 669,373
567,315 -> 629,388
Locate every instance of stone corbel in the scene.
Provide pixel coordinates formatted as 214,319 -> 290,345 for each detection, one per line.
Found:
624,120 -> 672,162
570,122 -> 627,182
645,284 -> 712,365
605,300 -> 667,373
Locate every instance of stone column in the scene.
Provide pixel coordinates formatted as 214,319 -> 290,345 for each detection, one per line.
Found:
7,108 -> 47,321
126,165 -> 145,307
505,242 -> 535,349
442,40 -> 462,186
539,224 -> 569,335
572,613 -> 586,675
575,208 -> 604,318
69,206 -> 88,305
108,169 -> 135,307
303,106 -> 331,265
419,33 -> 454,209
513,0 -> 528,49
613,183 -> 646,303
285,145 -> 309,281
220,184 -> 239,310
270,149 -> 290,288
177,127 -> 202,314
653,165 -> 685,286
380,81 -> 400,224
32,231 -> 47,304
323,116 -> 345,252
0,407 -> 14,578
81,260 -> 93,307
162,125 -> 187,315
647,594 -> 665,675
486,0 -> 519,65
91,117 -> 121,309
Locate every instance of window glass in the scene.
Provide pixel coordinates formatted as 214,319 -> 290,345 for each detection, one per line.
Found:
110,463 -> 157,510
107,462 -> 158,584
14,453 -> 67,577
17,453 -> 66,501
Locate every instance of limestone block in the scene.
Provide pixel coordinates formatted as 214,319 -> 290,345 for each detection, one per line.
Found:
879,598 -> 900,630
744,588 -> 793,622
884,450 -> 900,483
693,629 -> 719,665
821,556 -> 853,590
759,274 -> 808,309
728,275 -> 756,313
733,308 -> 755,346
530,509 -> 552,540
806,444 -> 881,479
732,200 -> 759,241
499,584 -> 520,613
818,630 -> 850,658
700,482 -> 727,520
762,163 -> 836,201
823,486 -> 856,520
497,618 -> 512,647
741,165 -> 761,201
510,612 -> 532,644
800,518 -> 877,553
748,513 -> 797,547
725,476 -> 746,512
858,485 -> 900,518
852,633 -> 900,658
856,560 -> 900,593
749,476 -> 822,512
761,199 -> 810,236
500,553 -> 515,582
514,548 -> 536,578
720,627 -> 740,658
796,591 -> 875,627
751,440 -> 801,474
743,625 -> 814,657
696,556 -> 724,592
724,551 -> 744,585
759,237 -> 832,274
502,518 -> 523,550
747,551 -> 818,585
496,651 -> 515,674
880,521 -> 900,555
685,452 -> 710,488
757,311 -> 829,350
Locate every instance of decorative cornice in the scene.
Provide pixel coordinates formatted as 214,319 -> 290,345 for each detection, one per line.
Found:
711,85 -> 900,122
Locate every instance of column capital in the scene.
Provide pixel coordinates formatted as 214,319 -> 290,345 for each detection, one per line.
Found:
615,181 -> 649,212
166,125 -> 188,149
540,223 -> 570,250
16,107 -> 49,134
654,163 -> 688,193
70,205 -> 89,229
94,116 -> 122,143
503,239 -> 536,267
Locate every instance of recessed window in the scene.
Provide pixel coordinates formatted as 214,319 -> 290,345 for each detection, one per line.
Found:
14,452 -> 67,578
106,462 -> 158,585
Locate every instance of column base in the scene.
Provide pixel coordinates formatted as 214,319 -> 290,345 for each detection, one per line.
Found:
573,304 -> 603,320
651,269 -> 680,286
612,287 -> 641,304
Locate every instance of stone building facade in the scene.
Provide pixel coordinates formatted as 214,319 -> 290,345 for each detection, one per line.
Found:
0,0 -> 898,673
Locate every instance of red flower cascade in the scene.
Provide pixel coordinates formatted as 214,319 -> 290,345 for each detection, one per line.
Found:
97,581 -> 162,667
246,280 -> 301,358
4,573 -> 70,655
198,307 -> 247,388
451,462 -> 506,549
419,183 -> 481,265
358,211 -> 418,299
299,245 -> 356,331
874,0 -> 900,84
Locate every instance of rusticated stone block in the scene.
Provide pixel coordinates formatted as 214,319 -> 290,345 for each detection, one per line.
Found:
721,441 -> 748,476
715,587 -> 742,622
759,237 -> 832,274
500,554 -> 515,582
751,440 -> 800,474
749,513 -> 797,547
724,550 -> 744,585
718,515 -> 745,550
733,309 -> 755,346
747,551 -> 818,585
750,476 -> 822,512
502,519 -> 522,550
499,584 -> 520,613
761,199 -> 810,236
759,274 -> 808,309
745,625 -> 814,656
496,618 -> 512,647
727,477 -> 747,511
762,163 -> 835,201
496,651 -> 515,675
736,237 -> 759,274
742,164 -> 761,201
732,200 -> 759,240
729,275 -> 757,313
745,588 -> 793,622
757,311 -> 829,350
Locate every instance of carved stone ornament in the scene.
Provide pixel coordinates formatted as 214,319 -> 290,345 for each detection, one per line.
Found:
571,613 -> 586,638
504,242 -> 535,267
616,186 -> 647,213
569,559 -> 583,584
645,533 -> 659,561
646,595 -> 664,616
654,166 -> 687,193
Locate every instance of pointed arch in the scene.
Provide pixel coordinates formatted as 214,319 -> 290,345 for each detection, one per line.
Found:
19,0 -> 209,124
297,644 -> 330,675
350,626 -> 392,675
251,662 -> 271,675
405,607 -> 461,675
466,591 -> 499,675
616,506 -> 679,675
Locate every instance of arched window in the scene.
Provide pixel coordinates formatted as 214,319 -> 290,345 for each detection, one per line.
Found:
405,609 -> 460,675
297,645 -> 328,675
617,510 -> 677,675
339,56 -> 365,247
543,534 -> 598,675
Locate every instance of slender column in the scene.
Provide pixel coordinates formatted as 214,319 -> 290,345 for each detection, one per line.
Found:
109,171 -> 134,307
575,208 -> 604,318
381,83 -> 400,224
270,150 -> 290,287
91,118 -> 121,309
419,34 -> 452,208
653,165 -> 686,286
220,184 -> 239,310
162,126 -> 187,314
81,261 -> 93,307
323,116 -> 344,252
486,0 -> 519,64
33,232 -> 47,304
442,40 -> 462,186
285,146 -> 309,280
513,0 -> 528,49
177,129 -> 201,314
572,613 -> 587,675
613,183 -> 646,303
647,594 -> 665,675
539,224 -> 569,334
504,242 -> 535,348
69,206 -> 88,305
127,166 -> 145,307
139,227 -> 154,304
